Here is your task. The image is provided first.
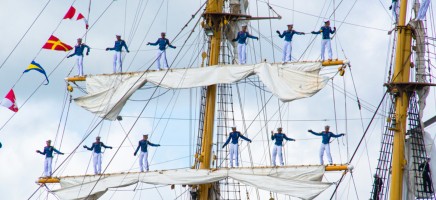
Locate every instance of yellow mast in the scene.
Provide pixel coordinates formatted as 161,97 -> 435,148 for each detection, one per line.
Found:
198,0 -> 223,199
389,0 -> 413,199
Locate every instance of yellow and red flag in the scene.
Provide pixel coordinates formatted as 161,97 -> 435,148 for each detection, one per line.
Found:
42,35 -> 73,51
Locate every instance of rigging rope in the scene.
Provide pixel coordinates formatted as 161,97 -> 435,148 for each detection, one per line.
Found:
331,79 -> 343,164
329,91 -> 388,199
267,0 -> 276,63
298,0 -> 330,61
124,0 -> 164,72
85,0 -> 92,42
343,74 -> 348,160
75,7 -> 205,197
54,93 -> 72,167
0,0 -> 52,71
350,172 -> 360,200
3,0 -> 116,137
32,8 -> 204,196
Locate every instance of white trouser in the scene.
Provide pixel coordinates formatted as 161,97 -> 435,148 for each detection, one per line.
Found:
156,50 -> 168,70
237,43 -> 247,64
319,143 -> 332,165
113,52 -> 122,73
229,143 -> 239,167
282,41 -> 292,62
272,145 -> 284,166
93,152 -> 102,174
44,157 -> 53,177
139,151 -> 149,172
417,0 -> 430,20
76,55 -> 84,76
321,39 -> 332,60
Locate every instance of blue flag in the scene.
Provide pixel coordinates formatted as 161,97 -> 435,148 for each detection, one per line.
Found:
24,61 -> 49,85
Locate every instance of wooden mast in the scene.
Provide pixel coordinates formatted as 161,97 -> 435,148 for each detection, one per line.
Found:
389,0 -> 413,199
198,0 -> 224,199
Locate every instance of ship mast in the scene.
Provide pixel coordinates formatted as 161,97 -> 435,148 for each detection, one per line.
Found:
389,0 -> 413,199
198,0 -> 223,199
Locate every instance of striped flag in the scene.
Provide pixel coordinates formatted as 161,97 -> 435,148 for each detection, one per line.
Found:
24,61 -> 49,85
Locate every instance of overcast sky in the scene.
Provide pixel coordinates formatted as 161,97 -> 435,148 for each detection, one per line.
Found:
0,0 -> 435,199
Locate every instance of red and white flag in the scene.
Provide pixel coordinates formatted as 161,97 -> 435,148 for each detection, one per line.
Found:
0,89 -> 18,112
64,6 -> 89,29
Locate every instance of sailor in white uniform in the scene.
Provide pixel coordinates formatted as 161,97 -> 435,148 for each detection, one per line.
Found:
276,24 -> 305,63
67,38 -> 90,76
134,134 -> 160,172
232,25 -> 258,64
311,21 -> 336,61
106,34 -> 130,73
271,128 -> 295,166
83,136 -> 113,175
36,140 -> 64,177
308,125 -> 345,165
222,127 -> 252,168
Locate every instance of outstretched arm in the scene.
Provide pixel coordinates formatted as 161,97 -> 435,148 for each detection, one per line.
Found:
148,141 -> 160,147
330,132 -> 345,138
101,142 -> 113,149
283,134 -> 295,141
53,148 -> 64,155
247,33 -> 258,40
106,43 -> 115,51
296,31 -> 305,35
239,133 -> 252,143
148,39 -> 159,46
308,130 -> 323,136
271,131 -> 275,140
67,52 -> 76,58
311,29 -> 322,34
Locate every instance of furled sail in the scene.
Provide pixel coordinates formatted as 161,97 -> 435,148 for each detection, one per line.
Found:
410,0 -> 434,124
74,62 -> 329,120
51,166 -> 331,200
